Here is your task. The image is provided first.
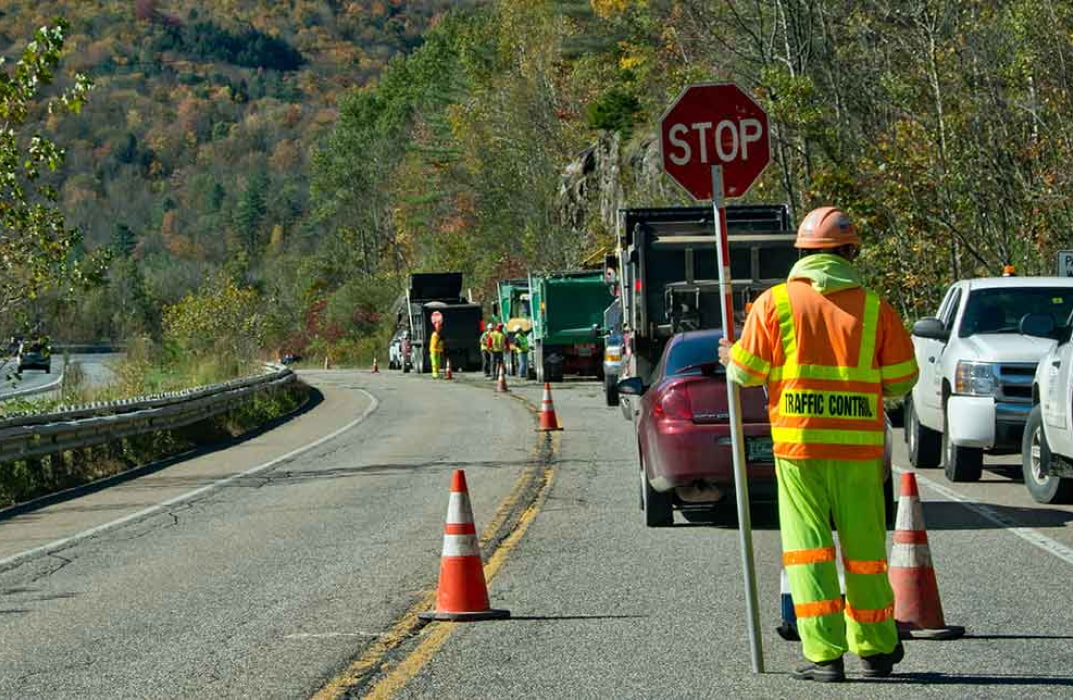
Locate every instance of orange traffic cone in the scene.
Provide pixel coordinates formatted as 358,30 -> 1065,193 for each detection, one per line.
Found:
889,472 -> 965,639
445,359 -> 453,380
495,364 -> 508,393
419,470 -> 509,621
538,382 -> 563,431
372,356 -> 380,373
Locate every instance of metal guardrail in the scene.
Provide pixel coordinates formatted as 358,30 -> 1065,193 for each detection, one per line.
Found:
0,365 -> 296,462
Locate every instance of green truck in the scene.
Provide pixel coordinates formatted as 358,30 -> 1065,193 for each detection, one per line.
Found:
493,279 -> 532,333
528,271 -> 616,382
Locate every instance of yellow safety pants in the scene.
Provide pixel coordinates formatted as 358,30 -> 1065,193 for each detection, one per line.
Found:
776,457 -> 897,662
431,352 -> 442,378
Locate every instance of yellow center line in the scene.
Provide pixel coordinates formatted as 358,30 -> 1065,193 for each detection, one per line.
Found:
365,433 -> 559,700
312,384 -> 558,700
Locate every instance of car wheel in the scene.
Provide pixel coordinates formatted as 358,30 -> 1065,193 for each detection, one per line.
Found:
907,398 -> 941,468
604,374 -> 619,407
943,404 -> 983,482
1022,405 -> 1073,504
640,453 -> 673,527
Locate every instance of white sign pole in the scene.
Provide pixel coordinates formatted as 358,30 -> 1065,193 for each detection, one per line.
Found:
711,165 -> 764,674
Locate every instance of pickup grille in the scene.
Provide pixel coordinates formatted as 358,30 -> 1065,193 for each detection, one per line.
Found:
995,363 -> 1036,402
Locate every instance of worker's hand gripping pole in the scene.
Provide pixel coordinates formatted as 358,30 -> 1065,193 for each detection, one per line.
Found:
711,165 -> 764,674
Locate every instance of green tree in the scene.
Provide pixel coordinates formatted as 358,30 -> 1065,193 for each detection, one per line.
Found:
0,21 -> 94,314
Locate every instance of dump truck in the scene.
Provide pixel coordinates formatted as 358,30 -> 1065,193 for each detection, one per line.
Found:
397,272 -> 483,374
615,204 -> 796,392
528,271 -> 617,382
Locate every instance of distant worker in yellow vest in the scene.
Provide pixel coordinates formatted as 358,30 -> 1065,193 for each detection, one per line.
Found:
719,206 -> 918,682
490,323 -> 506,380
429,320 -> 445,379
480,324 -> 492,377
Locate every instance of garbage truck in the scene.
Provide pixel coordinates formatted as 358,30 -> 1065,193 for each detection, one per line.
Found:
528,271 -> 616,382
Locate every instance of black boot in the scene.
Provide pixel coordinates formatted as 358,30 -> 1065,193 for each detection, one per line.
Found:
860,641 -> 905,678
791,656 -> 845,682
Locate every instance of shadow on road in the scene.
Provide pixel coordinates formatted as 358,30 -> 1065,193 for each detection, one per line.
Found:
885,672 -> 1073,687
921,500 -> 1073,530
492,614 -> 648,622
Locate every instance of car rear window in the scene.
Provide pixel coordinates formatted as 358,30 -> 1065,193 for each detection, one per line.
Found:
665,334 -> 724,375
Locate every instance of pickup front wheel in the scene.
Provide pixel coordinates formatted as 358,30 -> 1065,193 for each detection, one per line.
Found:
907,398 -> 942,468
1022,405 -> 1073,504
943,404 -> 983,482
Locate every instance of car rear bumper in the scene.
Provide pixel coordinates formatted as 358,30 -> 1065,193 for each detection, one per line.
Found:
647,419 -> 776,496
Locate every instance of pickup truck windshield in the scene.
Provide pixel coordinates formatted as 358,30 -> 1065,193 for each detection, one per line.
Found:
959,287 -> 1073,337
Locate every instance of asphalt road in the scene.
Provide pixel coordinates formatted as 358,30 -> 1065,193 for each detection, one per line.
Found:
4,369 -> 1073,697
0,370 -> 534,697
0,353 -> 121,400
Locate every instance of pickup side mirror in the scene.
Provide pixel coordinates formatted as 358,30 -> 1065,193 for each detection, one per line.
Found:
1020,313 -> 1056,339
912,317 -> 949,342
617,376 -> 646,396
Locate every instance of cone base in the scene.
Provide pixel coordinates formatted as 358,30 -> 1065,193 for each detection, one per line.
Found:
897,622 -> 966,640
419,608 -> 510,622
537,426 -> 563,432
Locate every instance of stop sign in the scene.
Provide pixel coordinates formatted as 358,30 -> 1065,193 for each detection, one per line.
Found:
659,83 -> 770,200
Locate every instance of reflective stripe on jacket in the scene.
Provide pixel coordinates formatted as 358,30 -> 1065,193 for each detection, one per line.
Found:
727,269 -> 918,460
490,331 -> 506,352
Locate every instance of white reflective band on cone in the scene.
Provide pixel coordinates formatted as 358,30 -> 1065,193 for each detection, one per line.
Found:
890,543 -> 933,568
442,533 -> 481,558
446,492 -> 474,525
895,496 -> 924,530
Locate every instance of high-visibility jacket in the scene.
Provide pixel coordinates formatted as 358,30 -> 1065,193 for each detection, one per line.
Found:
479,331 -> 489,352
727,257 -> 918,461
490,330 -> 506,352
513,333 -> 529,353
429,331 -> 444,355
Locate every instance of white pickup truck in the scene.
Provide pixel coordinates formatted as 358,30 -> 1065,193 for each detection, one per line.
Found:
1020,311 -> 1073,503
904,277 -> 1073,483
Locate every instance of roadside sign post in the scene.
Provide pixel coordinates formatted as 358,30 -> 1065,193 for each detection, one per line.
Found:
660,83 -> 771,674
1058,250 -> 1073,277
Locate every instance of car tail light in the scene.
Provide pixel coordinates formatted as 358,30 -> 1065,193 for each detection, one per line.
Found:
654,384 -> 694,421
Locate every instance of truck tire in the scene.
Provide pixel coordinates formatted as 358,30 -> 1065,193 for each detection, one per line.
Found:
604,374 -> 620,407
534,342 -> 545,383
1022,404 -> 1073,504
640,454 -> 674,528
943,405 -> 983,482
906,398 -> 942,468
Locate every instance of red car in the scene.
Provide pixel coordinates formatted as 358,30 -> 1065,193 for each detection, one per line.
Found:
619,329 -> 895,527
618,330 -> 775,527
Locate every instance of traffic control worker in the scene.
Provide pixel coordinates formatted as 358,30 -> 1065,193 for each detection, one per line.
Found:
718,206 -> 919,682
479,324 -> 492,377
429,320 -> 445,379
490,323 -> 506,380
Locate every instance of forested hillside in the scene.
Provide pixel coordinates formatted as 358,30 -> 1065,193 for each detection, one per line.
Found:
0,0 -> 469,346
7,0 -> 1073,368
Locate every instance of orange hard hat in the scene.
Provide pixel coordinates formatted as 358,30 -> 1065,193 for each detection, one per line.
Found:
794,206 -> 861,250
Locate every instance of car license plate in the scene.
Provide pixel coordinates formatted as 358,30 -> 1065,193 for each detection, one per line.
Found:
746,437 -> 774,462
